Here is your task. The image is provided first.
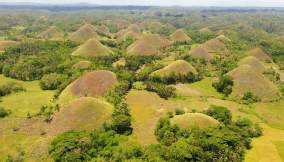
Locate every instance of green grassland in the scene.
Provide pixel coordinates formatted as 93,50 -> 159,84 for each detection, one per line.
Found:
0,75 -> 55,117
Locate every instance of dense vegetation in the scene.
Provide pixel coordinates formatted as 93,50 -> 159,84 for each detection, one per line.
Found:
49,107 -> 262,162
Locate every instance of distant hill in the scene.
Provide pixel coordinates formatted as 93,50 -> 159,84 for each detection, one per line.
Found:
170,29 -> 192,42
126,34 -> 171,56
69,24 -> 99,44
38,26 -> 64,41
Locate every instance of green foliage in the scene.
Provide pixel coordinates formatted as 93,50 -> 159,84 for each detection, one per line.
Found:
175,108 -> 185,115
0,82 -> 25,97
242,91 -> 260,104
108,101 -> 132,135
150,72 -> 203,84
144,81 -> 176,99
0,107 -> 10,118
213,75 -> 234,96
0,41 -> 75,81
132,81 -> 146,90
136,63 -> 163,81
40,73 -> 67,90
49,131 -> 90,162
205,105 -> 232,124
263,68 -> 280,83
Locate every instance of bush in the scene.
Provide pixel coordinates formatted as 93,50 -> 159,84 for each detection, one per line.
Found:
144,81 -> 176,99
175,108 -> 185,115
0,107 -> 10,118
213,75 -> 234,96
242,91 -> 260,104
205,105 -> 232,124
132,81 -> 146,90
0,82 -> 25,96
40,73 -> 67,90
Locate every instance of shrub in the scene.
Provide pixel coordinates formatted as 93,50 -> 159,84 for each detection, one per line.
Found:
132,81 -> 146,90
0,107 -> 10,118
40,73 -> 67,90
175,108 -> 185,115
242,91 -> 260,104
205,105 -> 232,124
212,75 -> 234,96
144,81 -> 176,99
0,82 -> 25,96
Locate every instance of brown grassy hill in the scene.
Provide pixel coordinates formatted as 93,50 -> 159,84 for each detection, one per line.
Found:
228,65 -> 279,102
0,40 -> 19,51
202,38 -> 227,52
148,21 -> 164,33
151,60 -> 197,77
116,24 -> 141,42
96,24 -> 111,37
188,47 -> 213,62
247,47 -> 273,63
69,24 -> 99,44
72,38 -> 113,57
38,26 -> 64,41
170,29 -> 192,42
72,60 -> 91,70
239,56 -> 266,73
171,113 -> 219,129
48,97 -> 113,135
126,34 -> 171,56
70,70 -> 117,97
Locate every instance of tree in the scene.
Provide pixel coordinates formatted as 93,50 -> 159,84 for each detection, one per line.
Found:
206,105 -> 232,124
40,73 -> 67,90
0,107 -> 10,118
213,75 -> 234,96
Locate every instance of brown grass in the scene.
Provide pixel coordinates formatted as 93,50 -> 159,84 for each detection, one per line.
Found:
151,60 -> 197,77
69,24 -> 99,44
171,113 -> 219,129
126,34 -> 171,56
70,70 -> 117,97
202,38 -> 227,52
188,47 -> 213,62
72,38 -> 113,57
170,29 -> 192,42
228,65 -> 279,102
0,40 -> 19,51
48,97 -> 113,135
38,26 -> 64,41
247,47 -> 273,63
239,56 -> 266,73
116,24 -> 141,42
72,60 -> 91,70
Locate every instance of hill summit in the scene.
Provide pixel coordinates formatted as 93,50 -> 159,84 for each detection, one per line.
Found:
72,38 -> 113,57
170,29 -> 192,42
69,24 -> 99,44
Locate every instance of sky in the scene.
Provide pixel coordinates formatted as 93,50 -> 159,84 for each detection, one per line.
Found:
1,0 -> 284,7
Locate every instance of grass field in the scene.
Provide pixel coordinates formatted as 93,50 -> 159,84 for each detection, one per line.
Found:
0,75 -> 55,117
245,124 -> 284,162
274,141 -> 284,161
